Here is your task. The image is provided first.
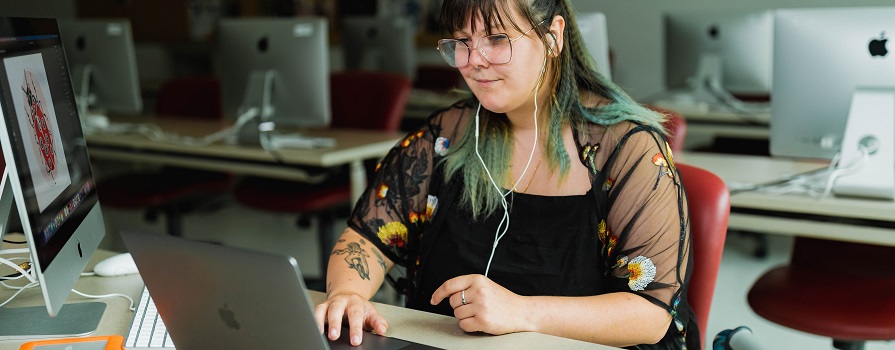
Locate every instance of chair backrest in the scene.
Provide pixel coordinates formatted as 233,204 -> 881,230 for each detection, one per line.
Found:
649,105 -> 688,154
677,163 -> 729,349
329,70 -> 412,132
155,76 -> 222,120
413,65 -> 463,92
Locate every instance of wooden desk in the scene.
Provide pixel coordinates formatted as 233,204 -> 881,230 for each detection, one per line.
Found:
679,152 -> 895,246
85,116 -> 404,202
0,249 -> 616,350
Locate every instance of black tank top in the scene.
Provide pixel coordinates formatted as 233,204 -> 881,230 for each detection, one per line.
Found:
408,188 -> 606,316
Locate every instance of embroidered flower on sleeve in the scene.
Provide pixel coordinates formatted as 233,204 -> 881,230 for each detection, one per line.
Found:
377,221 -> 408,248
597,219 -> 618,259
602,177 -> 614,191
401,130 -> 426,148
612,255 -> 628,269
652,153 -> 668,167
376,184 -> 389,199
652,152 -> 674,189
625,256 -> 657,291
426,195 -> 438,217
434,137 -> 450,156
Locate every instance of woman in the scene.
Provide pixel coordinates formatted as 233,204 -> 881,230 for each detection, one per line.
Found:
314,0 -> 695,348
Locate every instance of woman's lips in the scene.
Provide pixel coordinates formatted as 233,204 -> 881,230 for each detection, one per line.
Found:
474,78 -> 500,88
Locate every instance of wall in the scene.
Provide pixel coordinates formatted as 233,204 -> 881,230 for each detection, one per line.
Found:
571,0 -> 894,100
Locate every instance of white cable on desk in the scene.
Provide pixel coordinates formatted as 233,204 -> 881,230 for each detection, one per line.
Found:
0,256 -> 38,308
71,289 -> 136,311
0,281 -> 38,308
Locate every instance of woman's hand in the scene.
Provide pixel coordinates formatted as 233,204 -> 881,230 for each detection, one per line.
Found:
313,292 -> 388,346
430,274 -> 534,335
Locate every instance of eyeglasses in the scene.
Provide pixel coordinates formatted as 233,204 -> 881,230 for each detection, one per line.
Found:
437,23 -> 542,68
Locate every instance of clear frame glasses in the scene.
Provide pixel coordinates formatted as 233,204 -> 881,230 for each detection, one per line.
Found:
437,23 -> 541,68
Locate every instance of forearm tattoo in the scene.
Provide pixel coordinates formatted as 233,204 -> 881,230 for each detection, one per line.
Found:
331,242 -> 371,280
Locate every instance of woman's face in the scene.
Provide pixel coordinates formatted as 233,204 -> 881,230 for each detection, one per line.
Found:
452,11 -> 549,116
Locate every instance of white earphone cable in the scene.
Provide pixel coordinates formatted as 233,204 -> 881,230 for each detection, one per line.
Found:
478,53 -> 547,277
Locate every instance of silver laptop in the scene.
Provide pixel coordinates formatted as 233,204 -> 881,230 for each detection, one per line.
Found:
120,230 -> 440,350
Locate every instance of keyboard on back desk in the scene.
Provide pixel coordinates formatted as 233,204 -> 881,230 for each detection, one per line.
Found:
125,286 -> 175,349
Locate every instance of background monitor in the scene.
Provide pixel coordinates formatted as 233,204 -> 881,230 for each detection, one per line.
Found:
664,10 -> 774,99
576,12 -> 612,80
218,18 -> 330,130
341,16 -> 416,80
770,7 -> 895,160
0,17 -> 106,338
56,19 -> 143,116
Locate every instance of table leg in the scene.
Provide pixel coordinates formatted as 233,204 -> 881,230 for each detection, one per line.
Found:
349,160 -> 367,208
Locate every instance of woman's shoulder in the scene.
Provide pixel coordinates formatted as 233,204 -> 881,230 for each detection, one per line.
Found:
577,120 -> 665,157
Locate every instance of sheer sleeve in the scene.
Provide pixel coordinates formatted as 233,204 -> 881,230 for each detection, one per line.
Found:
596,124 -> 691,310
347,106 -> 468,266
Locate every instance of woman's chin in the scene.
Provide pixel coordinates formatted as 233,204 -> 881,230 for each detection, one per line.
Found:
475,97 -> 511,114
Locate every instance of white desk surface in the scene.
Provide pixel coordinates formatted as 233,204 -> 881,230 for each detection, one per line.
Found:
0,249 -> 615,350
679,152 -> 895,246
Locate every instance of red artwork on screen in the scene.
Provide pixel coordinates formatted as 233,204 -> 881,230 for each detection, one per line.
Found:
21,69 -> 57,183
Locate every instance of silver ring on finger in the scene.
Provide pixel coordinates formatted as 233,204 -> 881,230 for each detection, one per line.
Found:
461,289 -> 468,305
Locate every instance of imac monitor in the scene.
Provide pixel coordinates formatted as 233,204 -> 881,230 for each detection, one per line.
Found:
0,17 -> 107,339
341,16 -> 416,80
664,10 -> 774,98
771,7 -> 895,159
56,19 -> 143,116
218,18 -> 330,131
576,12 -> 611,80
771,7 -> 895,199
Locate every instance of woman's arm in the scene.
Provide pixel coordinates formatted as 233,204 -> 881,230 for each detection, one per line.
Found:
431,274 -> 670,347
526,291 -> 671,346
313,227 -> 396,346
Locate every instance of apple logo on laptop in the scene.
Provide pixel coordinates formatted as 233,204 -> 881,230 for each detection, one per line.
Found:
869,32 -> 888,57
218,304 -> 240,330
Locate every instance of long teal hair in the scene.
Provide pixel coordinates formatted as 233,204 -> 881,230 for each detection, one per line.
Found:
439,0 -> 666,219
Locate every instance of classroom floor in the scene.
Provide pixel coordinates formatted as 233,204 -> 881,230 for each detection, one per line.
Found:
100,200 -> 895,350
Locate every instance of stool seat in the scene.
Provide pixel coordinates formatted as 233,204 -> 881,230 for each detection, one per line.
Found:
748,265 -> 895,341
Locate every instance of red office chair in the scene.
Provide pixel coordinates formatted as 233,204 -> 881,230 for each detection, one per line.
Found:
677,163 -> 730,350
232,71 -> 412,284
413,65 -> 463,92
748,238 -> 895,350
97,76 -> 233,237
649,105 -> 688,154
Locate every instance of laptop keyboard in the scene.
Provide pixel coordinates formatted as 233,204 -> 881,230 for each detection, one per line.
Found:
125,286 -> 176,349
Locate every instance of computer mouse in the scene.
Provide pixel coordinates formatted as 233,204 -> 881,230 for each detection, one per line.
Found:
93,252 -> 140,277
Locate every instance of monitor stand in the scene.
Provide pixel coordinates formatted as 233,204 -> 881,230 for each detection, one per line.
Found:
235,70 -> 277,146
0,169 -> 106,341
833,87 -> 895,200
